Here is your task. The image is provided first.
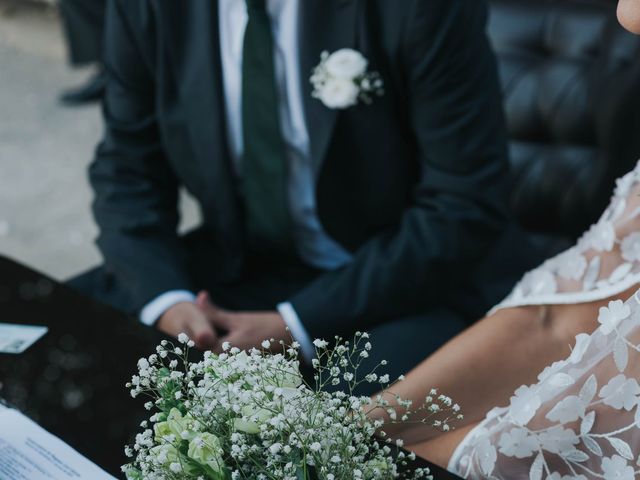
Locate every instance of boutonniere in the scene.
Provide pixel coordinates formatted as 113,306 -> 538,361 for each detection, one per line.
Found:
310,48 -> 384,110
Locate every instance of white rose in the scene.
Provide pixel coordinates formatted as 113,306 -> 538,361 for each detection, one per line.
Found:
275,366 -> 303,389
324,48 -> 368,79
187,433 -> 226,474
149,443 -> 179,466
318,78 -> 359,109
233,406 -> 273,434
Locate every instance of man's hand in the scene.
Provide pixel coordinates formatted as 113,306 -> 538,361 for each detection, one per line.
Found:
195,291 -> 292,352
157,302 -> 218,350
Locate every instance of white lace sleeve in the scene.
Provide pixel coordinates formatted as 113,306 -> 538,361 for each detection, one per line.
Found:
449,163 -> 640,479
491,161 -> 640,313
449,291 -> 640,479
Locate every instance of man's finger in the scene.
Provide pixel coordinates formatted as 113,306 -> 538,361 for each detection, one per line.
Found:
196,290 -> 217,313
208,309 -> 236,331
196,291 -> 231,323
189,314 -> 218,350
199,298 -> 236,332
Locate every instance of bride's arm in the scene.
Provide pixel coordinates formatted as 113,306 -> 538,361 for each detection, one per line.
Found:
408,422 -> 478,470
370,298 -> 613,444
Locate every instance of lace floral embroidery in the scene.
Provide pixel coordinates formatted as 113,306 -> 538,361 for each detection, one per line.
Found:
492,162 -> 640,312
453,296 -> 640,479
451,162 -> 640,479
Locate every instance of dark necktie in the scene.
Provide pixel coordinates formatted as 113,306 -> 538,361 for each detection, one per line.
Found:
242,0 -> 292,255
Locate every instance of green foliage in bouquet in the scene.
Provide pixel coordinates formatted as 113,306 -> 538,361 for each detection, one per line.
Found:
123,333 -> 462,480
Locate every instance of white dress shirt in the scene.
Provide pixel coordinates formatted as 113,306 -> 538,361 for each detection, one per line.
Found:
141,0 -> 352,360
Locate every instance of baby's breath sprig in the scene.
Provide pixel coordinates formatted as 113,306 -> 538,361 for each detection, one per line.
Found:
123,332 -> 458,480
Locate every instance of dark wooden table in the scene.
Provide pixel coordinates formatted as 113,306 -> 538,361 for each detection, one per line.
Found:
0,255 -> 462,479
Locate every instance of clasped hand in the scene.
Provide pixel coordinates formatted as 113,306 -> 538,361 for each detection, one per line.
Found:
157,291 -> 291,352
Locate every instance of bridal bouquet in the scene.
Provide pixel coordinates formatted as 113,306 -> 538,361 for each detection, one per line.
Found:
122,333 -> 461,480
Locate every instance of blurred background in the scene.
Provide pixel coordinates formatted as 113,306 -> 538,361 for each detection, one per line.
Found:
0,0 -> 199,281
0,0 -> 101,279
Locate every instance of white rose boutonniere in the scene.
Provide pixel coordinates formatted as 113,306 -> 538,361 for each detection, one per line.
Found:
311,48 -> 384,109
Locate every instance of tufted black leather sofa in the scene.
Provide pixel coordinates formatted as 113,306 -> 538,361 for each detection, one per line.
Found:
488,0 -> 640,238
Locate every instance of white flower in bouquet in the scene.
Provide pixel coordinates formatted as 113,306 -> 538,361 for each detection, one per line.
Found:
123,333 -> 462,479
187,433 -> 226,474
311,49 -> 384,109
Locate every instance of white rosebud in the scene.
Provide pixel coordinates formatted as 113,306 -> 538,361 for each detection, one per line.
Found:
261,340 -> 271,349
187,433 -> 226,474
324,49 -> 368,79
317,78 -> 359,110
178,333 -> 189,344
233,407 -> 273,434
149,444 -> 179,467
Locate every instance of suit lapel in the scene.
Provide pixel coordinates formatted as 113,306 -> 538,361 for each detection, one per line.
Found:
299,0 -> 358,172
163,1 -> 241,242
181,2 -> 233,190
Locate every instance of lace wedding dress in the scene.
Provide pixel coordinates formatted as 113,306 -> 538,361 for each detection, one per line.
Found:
449,162 -> 640,479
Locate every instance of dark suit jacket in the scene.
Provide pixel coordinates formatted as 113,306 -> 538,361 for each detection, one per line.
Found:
91,0 -> 511,339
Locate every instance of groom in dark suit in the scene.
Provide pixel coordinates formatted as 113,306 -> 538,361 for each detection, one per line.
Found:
73,0 -> 525,378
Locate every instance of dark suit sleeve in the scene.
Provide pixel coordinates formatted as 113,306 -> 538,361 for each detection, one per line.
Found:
89,0 -> 194,312
289,0 -> 510,339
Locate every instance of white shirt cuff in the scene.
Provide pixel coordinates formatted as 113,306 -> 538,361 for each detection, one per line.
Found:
277,302 -> 315,362
139,290 -> 196,326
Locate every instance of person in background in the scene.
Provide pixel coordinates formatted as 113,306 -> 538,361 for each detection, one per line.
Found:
70,0 -> 542,389
58,0 -> 106,105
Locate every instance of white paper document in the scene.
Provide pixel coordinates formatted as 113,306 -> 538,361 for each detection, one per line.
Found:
0,323 -> 48,354
0,409 -> 116,479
